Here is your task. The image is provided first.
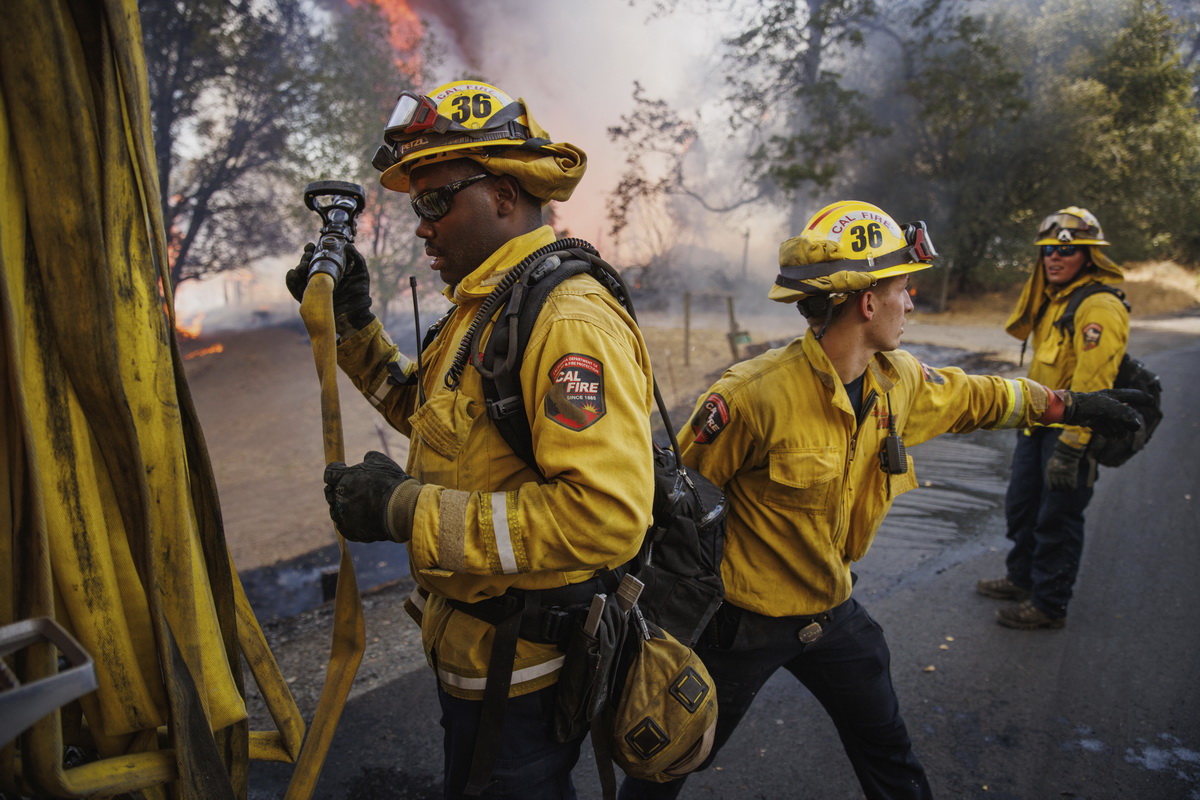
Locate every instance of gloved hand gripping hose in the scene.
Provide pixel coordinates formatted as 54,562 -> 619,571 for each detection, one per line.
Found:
285,181 -> 368,800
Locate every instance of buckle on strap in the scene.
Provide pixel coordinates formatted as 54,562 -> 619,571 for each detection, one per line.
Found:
529,607 -> 572,645
798,621 -> 824,644
796,611 -> 832,644
487,395 -> 523,421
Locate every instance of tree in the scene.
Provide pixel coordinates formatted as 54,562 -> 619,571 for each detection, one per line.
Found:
610,0 -> 1200,307
1087,0 -> 1200,264
141,0 -> 438,305
290,3 -> 430,328
609,0 -> 893,249
854,8 -> 1034,300
142,0 -> 322,289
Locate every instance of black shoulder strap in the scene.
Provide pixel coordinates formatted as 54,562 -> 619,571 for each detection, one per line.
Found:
480,253 -> 593,477
1054,283 -> 1129,338
475,243 -> 682,483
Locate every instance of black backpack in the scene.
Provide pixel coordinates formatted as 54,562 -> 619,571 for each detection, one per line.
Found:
1053,283 -> 1164,467
447,238 -> 728,646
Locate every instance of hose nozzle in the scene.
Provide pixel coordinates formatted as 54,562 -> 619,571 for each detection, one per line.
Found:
303,180 -> 366,283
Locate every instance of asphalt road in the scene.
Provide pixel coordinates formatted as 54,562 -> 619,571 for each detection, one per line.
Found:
250,327 -> 1199,800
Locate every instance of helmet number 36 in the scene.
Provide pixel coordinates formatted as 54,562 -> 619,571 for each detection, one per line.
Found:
450,93 -> 492,123
849,222 -> 884,252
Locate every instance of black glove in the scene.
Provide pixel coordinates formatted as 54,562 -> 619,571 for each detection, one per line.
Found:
1060,388 -> 1147,437
323,451 -> 421,543
285,242 -> 375,332
1045,440 -> 1085,491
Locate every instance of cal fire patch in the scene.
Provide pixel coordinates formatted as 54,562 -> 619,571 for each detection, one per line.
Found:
690,393 -> 730,444
1081,322 -> 1103,351
545,354 -> 606,430
919,362 -> 945,384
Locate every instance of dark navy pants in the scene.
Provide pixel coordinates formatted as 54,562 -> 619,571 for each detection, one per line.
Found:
438,683 -> 584,799
1004,428 -> 1095,619
618,598 -> 931,800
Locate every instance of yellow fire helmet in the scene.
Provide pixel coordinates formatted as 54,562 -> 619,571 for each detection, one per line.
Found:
768,200 -> 939,305
1034,206 -> 1109,246
371,80 -> 586,201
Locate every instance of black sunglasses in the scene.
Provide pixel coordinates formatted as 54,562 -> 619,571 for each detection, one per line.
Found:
1041,244 -> 1080,258
410,174 -> 490,222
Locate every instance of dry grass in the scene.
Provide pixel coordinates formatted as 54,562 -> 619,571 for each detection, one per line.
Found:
1120,261 -> 1200,316
917,260 -> 1199,326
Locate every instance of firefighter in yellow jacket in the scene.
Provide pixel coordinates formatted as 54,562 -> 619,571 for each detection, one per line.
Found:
287,81 -> 655,799
618,201 -> 1144,800
976,208 -> 1130,630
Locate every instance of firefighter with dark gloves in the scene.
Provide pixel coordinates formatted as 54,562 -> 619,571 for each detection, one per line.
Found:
976,207 -> 1130,630
290,81 -> 655,800
618,201 -> 1145,800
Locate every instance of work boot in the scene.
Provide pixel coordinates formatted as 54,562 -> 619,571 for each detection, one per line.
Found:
996,600 -> 1065,630
975,577 -> 1030,602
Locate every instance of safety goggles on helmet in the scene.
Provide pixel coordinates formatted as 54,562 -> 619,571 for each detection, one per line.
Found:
1035,207 -> 1108,246
409,173 -> 490,222
904,221 -> 938,263
1041,244 -> 1080,258
384,92 -> 441,139
373,84 -> 539,174
382,91 -> 526,144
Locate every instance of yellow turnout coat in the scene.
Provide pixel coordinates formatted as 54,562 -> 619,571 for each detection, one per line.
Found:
680,331 -> 1053,617
337,227 -> 655,698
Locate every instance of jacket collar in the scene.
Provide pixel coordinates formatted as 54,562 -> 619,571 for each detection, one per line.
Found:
445,225 -> 558,303
800,329 -> 899,415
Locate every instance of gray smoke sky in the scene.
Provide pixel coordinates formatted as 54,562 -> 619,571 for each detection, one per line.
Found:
410,0 -> 761,259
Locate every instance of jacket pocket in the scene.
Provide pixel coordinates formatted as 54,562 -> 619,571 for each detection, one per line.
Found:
1035,334 -> 1062,365
408,387 -> 480,461
888,462 -> 918,498
760,447 -> 840,512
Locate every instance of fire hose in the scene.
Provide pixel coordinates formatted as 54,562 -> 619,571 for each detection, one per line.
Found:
282,181 -> 369,799
1,0 -> 311,797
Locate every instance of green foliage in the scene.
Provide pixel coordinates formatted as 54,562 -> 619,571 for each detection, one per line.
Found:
612,0 -> 1200,303
1086,0 -> 1200,264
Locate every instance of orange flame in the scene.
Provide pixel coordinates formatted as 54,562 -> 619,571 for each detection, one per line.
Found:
348,0 -> 425,74
177,312 -> 205,340
184,343 -> 225,361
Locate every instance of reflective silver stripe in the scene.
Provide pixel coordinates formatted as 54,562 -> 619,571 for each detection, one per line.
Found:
370,377 -> 392,406
998,379 -> 1025,429
438,655 -> 566,692
490,492 -> 519,574
368,353 -> 414,407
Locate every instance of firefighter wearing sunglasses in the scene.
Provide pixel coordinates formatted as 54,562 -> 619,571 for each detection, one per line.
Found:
976,207 -> 1131,630
620,201 -> 1145,800
288,81 -> 656,798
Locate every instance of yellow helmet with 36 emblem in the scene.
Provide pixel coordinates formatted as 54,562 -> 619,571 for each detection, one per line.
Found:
372,80 -> 552,192
768,200 -> 939,305
1034,206 -> 1109,246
